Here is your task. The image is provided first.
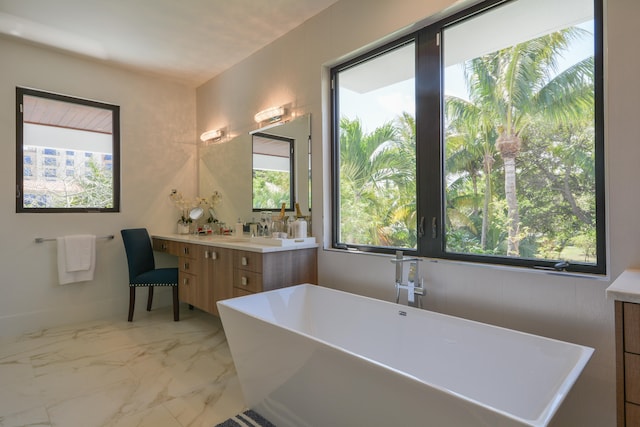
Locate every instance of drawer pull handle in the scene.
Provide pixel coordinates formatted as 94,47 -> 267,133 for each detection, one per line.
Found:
211,251 -> 218,260
241,256 -> 248,266
241,276 -> 248,286
183,247 -> 190,255
184,262 -> 189,270
183,278 -> 189,286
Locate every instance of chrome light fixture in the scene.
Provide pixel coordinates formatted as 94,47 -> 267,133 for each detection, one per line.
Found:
254,106 -> 285,124
200,128 -> 225,143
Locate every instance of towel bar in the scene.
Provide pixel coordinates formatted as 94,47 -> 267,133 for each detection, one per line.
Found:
35,235 -> 115,243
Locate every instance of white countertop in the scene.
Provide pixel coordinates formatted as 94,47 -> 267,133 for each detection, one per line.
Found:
152,233 -> 318,253
606,269 -> 640,303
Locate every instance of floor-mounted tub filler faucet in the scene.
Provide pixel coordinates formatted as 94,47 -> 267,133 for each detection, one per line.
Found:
390,251 -> 425,308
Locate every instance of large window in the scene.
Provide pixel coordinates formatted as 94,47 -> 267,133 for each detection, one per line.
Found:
331,0 -> 604,274
16,87 -> 120,212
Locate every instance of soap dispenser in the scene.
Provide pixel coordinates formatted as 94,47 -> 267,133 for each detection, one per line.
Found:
294,217 -> 307,238
235,218 -> 243,237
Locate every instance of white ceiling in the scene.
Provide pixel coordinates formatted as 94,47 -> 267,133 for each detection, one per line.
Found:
0,0 -> 340,87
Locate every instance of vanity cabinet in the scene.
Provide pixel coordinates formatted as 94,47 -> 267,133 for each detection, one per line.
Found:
616,301 -> 640,426
152,235 -> 317,316
608,270 -> 640,427
233,248 -> 318,296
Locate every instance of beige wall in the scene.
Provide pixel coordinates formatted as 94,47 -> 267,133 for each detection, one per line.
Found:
0,37 -> 197,336
196,0 -> 640,425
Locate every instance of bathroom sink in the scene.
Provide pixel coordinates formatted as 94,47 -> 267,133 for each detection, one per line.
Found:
249,236 -> 316,246
197,235 -> 250,243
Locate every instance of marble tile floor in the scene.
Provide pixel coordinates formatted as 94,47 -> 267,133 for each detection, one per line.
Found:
0,305 -> 246,427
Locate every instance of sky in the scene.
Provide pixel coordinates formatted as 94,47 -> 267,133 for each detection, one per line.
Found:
339,21 -> 594,135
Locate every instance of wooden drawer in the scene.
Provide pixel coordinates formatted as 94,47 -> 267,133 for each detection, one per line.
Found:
627,402 -> 640,426
152,238 -> 177,256
234,251 -> 262,273
233,287 -> 254,297
234,270 -> 262,293
626,352 -> 640,404
625,302 -> 640,354
177,242 -> 196,259
179,257 -> 198,274
178,272 -> 197,302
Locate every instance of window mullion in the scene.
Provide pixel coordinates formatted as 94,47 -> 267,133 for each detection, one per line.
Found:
416,27 -> 444,258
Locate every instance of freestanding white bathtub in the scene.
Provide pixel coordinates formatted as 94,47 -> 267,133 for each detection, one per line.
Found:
217,284 -> 593,427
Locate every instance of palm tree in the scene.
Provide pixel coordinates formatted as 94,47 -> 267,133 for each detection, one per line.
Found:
338,117 -> 398,245
463,28 -> 594,256
339,115 -> 418,248
445,96 -> 497,250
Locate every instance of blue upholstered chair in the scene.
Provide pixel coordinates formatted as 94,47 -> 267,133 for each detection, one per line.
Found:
121,228 -> 179,321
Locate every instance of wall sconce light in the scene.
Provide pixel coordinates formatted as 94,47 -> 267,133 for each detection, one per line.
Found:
254,106 -> 285,124
200,128 -> 225,143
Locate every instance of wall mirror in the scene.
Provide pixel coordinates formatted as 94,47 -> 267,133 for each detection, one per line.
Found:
252,133 -> 294,211
199,113 -> 310,224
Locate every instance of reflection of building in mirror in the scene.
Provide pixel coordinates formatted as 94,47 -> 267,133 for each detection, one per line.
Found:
252,133 -> 294,211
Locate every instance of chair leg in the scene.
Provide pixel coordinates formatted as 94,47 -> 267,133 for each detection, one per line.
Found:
173,287 -> 179,321
147,286 -> 154,311
128,287 -> 135,322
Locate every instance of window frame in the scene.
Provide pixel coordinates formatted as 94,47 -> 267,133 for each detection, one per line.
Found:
331,0 -> 605,275
16,87 -> 121,213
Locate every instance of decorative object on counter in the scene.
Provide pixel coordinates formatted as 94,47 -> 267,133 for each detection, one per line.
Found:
293,217 -> 307,238
169,190 -> 193,234
235,218 -> 244,237
169,190 -> 223,234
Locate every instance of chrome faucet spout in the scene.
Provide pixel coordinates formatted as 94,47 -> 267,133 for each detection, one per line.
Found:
390,253 -> 425,307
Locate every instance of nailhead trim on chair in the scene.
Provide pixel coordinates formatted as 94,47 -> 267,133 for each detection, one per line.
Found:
129,283 -> 178,287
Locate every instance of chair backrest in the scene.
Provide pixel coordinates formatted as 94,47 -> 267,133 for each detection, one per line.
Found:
121,228 -> 156,281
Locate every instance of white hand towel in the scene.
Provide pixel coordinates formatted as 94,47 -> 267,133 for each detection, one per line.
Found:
64,235 -> 94,272
57,235 -> 96,285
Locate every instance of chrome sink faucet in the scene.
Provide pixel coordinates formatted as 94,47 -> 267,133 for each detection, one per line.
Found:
390,251 -> 425,308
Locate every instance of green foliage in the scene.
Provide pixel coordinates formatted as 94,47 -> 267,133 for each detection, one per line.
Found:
252,170 -> 291,209
337,26 -> 597,265
338,114 -> 417,248
72,159 -> 114,208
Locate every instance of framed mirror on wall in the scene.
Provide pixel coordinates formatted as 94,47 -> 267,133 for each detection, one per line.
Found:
198,113 -> 311,224
252,133 -> 294,211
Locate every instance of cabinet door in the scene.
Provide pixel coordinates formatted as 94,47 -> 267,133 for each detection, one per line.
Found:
200,246 -> 233,315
